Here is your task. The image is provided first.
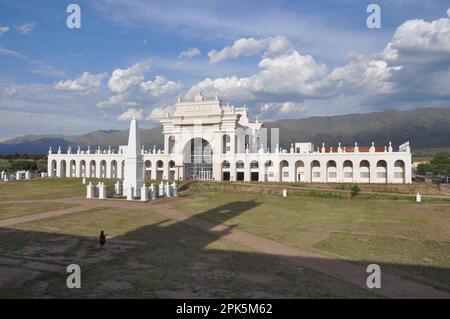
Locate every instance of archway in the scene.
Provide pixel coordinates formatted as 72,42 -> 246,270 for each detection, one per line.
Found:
222,134 -> 231,154
377,160 -> 387,183
394,160 -> 405,183
311,160 -> 321,182
222,160 -> 231,181
327,160 -> 337,182
100,160 -> 107,178
144,160 -> 152,179
359,160 -> 370,183
343,160 -> 353,182
111,160 -> 117,179
295,160 -> 305,182
60,160 -> 66,178
250,160 -> 259,181
168,160 -> 176,180
70,160 -> 76,177
183,138 -> 213,181
79,160 -> 86,178
236,160 -> 245,181
89,160 -> 96,178
51,160 -> 57,177
156,160 -> 164,180
264,160 -> 274,182
279,160 -> 289,182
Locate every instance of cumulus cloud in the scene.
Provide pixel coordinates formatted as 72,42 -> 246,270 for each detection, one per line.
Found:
54,72 -> 107,93
146,104 -> 176,121
108,59 -> 152,93
140,76 -> 182,97
382,17 -> 450,64
98,74 -> 182,109
188,50 -> 327,100
0,26 -> 10,36
186,9 -> 450,119
117,108 -> 144,121
17,22 -> 36,35
208,36 -> 293,64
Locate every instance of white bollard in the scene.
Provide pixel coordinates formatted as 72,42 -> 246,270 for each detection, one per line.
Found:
172,182 -> 178,197
126,185 -> 134,200
149,184 -> 156,200
416,192 -> 422,203
282,188 -> 288,197
165,182 -> 171,198
82,177 -> 87,185
115,181 -> 122,195
86,182 -> 94,199
99,183 -> 107,200
158,183 -> 164,197
141,185 -> 148,201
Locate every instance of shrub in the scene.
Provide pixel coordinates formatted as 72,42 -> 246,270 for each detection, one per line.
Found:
351,185 -> 361,198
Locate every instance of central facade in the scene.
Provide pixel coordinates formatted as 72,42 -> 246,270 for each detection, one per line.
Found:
48,93 -> 412,184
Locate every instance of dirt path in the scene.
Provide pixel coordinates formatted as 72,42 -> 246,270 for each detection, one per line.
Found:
1,195 -> 449,299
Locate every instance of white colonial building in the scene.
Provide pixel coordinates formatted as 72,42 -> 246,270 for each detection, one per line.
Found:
48,93 -> 412,185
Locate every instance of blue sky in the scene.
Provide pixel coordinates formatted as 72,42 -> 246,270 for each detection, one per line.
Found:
0,0 -> 450,140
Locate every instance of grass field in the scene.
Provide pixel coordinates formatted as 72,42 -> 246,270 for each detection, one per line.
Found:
0,202 -> 78,220
0,178 -> 449,298
176,188 -> 450,293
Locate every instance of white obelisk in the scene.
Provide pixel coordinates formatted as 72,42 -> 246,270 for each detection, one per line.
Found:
123,117 -> 144,199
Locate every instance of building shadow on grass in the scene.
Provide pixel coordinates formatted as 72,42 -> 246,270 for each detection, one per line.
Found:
0,199 -> 449,299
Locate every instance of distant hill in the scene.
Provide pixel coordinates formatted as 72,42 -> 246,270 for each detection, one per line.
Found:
1,108 -> 449,155
266,108 -> 450,150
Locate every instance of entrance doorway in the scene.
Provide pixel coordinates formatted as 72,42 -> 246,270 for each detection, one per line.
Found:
183,138 -> 213,181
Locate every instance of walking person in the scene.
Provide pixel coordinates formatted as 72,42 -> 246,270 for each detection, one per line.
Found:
99,230 -> 107,248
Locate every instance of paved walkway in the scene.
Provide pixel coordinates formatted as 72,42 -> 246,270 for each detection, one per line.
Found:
1,195 -> 449,299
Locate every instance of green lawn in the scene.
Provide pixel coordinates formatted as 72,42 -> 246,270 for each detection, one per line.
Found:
176,189 -> 450,292
0,202 -> 78,220
1,178 -> 449,298
0,207 -> 376,298
0,178 -> 119,201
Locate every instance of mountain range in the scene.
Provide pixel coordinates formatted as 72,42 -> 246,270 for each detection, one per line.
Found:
1,108 -> 449,155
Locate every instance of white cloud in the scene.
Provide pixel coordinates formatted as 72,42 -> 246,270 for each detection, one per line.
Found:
179,48 -> 201,60
54,72 -> 107,93
108,59 -> 152,93
140,76 -> 182,97
147,104 -> 176,121
0,45 -> 65,77
96,94 -> 138,109
17,22 -> 36,35
188,50 -> 327,99
260,102 -> 305,114
117,108 -> 144,121
187,9 -> 450,120
0,26 -> 10,36
208,36 -> 293,64
447,8 -> 450,18
382,17 -> 450,63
